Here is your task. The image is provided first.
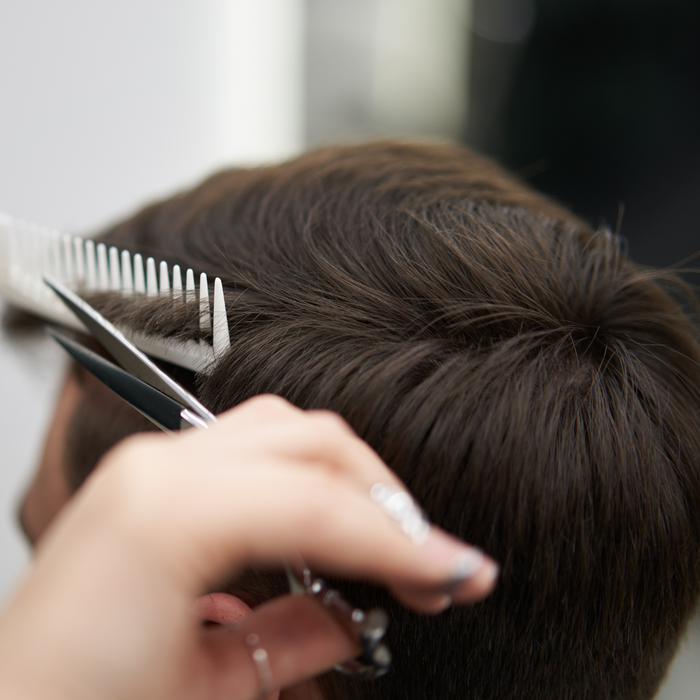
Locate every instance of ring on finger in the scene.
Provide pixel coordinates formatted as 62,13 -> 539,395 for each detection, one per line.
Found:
246,632 -> 275,697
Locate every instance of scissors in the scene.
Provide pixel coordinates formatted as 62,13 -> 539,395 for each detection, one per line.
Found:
44,275 -> 391,680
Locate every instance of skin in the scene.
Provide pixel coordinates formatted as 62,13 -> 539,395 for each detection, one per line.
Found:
7,385 -> 499,700
17,375 -> 323,700
19,371 -> 78,547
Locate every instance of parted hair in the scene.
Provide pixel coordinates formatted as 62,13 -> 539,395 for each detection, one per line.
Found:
36,141 -> 700,698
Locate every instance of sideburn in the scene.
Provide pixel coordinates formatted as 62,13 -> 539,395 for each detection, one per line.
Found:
63,362 -> 158,491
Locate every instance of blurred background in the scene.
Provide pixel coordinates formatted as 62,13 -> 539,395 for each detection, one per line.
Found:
0,1 -> 698,694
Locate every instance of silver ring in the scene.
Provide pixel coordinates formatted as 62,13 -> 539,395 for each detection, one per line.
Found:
370,482 -> 430,544
245,633 -> 274,697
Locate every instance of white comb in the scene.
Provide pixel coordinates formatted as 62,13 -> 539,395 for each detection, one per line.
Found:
0,212 -> 231,372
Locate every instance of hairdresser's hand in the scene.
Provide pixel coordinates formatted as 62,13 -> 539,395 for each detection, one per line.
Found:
0,395 -> 498,700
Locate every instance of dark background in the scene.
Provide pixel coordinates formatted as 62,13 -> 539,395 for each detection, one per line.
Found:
466,0 -> 700,269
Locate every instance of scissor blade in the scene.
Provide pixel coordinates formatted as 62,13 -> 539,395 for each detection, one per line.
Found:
49,330 -> 188,432
44,276 -> 215,424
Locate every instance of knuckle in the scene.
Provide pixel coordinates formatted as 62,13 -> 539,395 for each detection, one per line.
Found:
293,477 -> 355,534
243,394 -> 297,417
309,410 -> 352,436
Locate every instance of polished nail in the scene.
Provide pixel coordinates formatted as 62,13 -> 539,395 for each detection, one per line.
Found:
370,482 -> 430,544
445,556 -> 500,599
450,549 -> 485,581
418,529 -> 499,595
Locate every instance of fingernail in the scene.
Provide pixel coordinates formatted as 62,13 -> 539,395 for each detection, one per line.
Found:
449,549 -> 485,581
445,557 -> 500,599
419,530 -> 499,594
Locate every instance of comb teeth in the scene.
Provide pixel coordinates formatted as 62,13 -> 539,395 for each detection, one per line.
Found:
172,265 -> 183,302
0,213 -> 231,372
213,277 -> 231,357
121,249 -> 133,294
199,272 -> 211,333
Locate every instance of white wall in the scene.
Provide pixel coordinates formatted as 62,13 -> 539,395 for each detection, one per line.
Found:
0,325 -> 65,597
306,0 -> 471,145
0,0 -> 305,598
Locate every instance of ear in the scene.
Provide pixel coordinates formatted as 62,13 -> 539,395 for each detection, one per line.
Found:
195,593 -> 283,699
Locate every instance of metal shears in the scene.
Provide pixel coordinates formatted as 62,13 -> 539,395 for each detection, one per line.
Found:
44,276 -> 391,680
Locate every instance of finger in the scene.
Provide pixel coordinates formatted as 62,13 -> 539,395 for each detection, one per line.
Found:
390,553 -> 500,613
198,595 -> 358,700
81,457 -> 498,607
230,413 -> 404,490
194,399 -> 405,491
207,405 -> 499,606
211,395 -> 306,432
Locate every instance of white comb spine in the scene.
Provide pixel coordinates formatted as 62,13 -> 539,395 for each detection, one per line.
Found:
0,212 -> 222,372
0,216 -> 83,332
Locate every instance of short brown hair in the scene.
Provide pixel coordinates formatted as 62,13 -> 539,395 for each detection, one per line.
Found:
40,141 -> 700,698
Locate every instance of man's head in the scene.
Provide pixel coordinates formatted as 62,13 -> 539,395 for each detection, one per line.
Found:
14,141 -> 700,699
